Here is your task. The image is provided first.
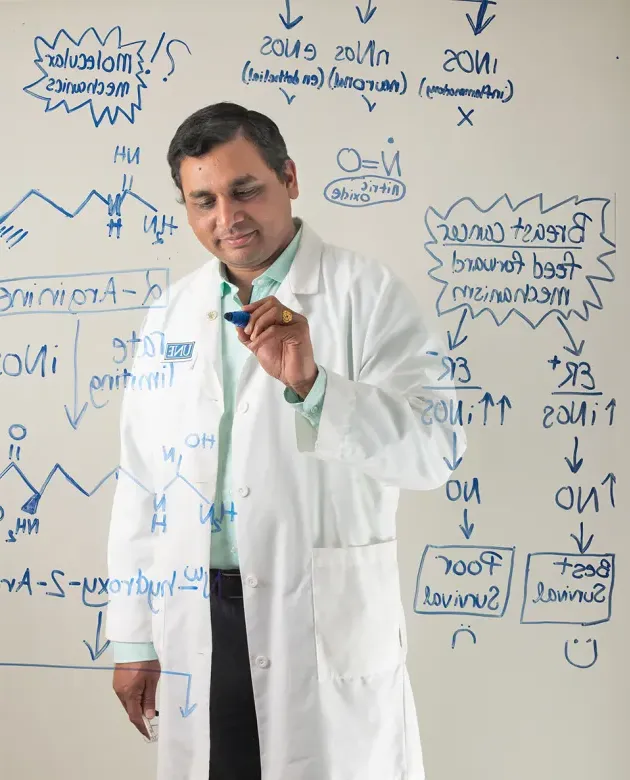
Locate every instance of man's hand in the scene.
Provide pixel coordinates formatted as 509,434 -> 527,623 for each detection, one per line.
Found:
113,660 -> 161,738
236,296 -> 318,398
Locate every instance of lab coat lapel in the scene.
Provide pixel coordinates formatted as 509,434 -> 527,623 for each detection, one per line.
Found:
283,220 -> 324,305
185,259 -> 224,406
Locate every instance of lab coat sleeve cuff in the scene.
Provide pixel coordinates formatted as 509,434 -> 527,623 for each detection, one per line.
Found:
292,367 -> 463,489
112,641 -> 159,664
293,368 -> 353,459
284,365 -> 327,429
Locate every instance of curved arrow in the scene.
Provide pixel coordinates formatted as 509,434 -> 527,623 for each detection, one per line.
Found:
557,316 -> 585,357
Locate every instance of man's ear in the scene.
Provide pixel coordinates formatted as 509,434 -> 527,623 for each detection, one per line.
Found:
283,159 -> 299,199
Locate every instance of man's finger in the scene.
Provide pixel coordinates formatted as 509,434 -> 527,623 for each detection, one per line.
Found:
244,299 -> 275,335
143,676 -> 158,719
236,326 -> 251,346
127,690 -> 151,738
241,295 -> 277,313
249,308 -> 279,340
250,324 -> 295,352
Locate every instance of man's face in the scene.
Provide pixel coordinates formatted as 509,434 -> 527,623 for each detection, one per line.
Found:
179,134 -> 299,269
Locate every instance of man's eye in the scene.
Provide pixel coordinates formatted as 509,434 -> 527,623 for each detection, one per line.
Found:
234,188 -> 259,200
198,200 -> 215,209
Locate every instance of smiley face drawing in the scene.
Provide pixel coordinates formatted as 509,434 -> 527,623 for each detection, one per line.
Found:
451,624 -> 477,649
564,638 -> 598,669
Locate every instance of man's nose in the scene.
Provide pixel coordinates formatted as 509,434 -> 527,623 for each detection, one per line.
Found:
215,197 -> 243,233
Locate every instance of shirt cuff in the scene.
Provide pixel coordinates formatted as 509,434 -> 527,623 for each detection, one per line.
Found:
284,365 -> 327,429
113,641 -> 159,664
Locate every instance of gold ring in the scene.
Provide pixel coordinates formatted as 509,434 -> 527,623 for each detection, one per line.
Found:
281,309 -> 293,324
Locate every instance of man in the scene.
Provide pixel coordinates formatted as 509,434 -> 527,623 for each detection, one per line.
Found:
106,102 -> 465,780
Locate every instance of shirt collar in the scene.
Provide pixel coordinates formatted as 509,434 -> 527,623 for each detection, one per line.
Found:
219,219 -> 303,297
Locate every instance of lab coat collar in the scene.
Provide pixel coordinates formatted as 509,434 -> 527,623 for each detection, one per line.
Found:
285,219 -> 323,296
276,219 -> 323,315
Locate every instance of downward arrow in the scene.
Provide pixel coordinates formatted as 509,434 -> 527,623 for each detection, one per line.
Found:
571,521 -> 594,554
356,0 -> 377,24
361,95 -> 376,112
179,674 -> 198,718
448,309 -> 469,351
83,611 -> 111,661
459,508 -> 475,539
443,431 -> 464,471
64,318 -> 88,430
279,87 -> 296,105
463,0 -> 497,35
279,0 -> 303,29
564,436 -> 584,474
0,662 -> 197,718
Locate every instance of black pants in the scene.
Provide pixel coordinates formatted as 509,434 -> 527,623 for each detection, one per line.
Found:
209,570 -> 262,780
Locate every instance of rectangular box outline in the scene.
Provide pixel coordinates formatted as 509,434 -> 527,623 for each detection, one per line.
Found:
0,267 -> 170,316
520,551 -> 615,626
413,544 -> 516,618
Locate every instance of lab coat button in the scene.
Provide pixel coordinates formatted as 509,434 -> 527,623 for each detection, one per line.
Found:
255,655 -> 270,669
207,310 -> 218,321
238,486 -> 250,497
238,401 -> 249,414
245,575 -> 258,588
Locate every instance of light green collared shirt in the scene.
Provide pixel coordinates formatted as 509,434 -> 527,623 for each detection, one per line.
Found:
113,221 -> 327,663
213,221 -> 326,567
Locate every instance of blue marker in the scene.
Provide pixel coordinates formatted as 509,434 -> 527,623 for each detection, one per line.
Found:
224,311 -> 251,327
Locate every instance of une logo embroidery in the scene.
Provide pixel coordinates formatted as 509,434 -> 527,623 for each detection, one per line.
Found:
164,342 -> 195,361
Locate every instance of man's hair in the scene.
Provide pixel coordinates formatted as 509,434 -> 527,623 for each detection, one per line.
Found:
167,102 -> 291,196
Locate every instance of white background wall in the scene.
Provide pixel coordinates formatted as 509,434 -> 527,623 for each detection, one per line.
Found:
0,1 -> 628,778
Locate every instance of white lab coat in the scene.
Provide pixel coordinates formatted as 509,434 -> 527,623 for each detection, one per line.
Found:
106,222 -> 465,780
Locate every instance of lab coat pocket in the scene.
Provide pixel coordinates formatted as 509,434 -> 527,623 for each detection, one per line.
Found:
311,540 -> 404,681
